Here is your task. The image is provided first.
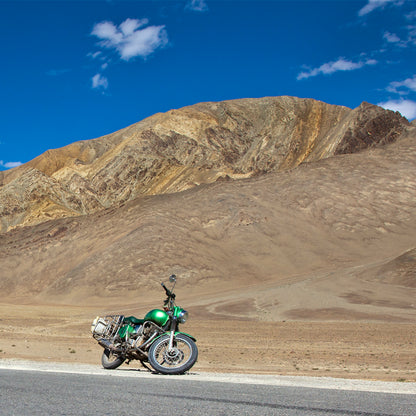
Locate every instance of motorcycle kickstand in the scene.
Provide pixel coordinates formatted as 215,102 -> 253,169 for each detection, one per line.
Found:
140,360 -> 153,372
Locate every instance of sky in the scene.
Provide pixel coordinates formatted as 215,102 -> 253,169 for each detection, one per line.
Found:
1,0 -> 416,170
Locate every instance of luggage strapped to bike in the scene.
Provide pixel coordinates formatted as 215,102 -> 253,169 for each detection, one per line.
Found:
91,315 -> 125,340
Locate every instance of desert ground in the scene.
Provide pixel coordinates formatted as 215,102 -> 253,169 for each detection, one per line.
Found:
1,290 -> 415,382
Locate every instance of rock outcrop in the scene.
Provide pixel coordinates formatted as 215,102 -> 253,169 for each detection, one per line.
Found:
0,96 -> 409,232
0,130 -> 415,304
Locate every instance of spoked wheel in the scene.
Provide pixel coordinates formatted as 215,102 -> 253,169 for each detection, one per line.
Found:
148,334 -> 198,375
101,348 -> 125,370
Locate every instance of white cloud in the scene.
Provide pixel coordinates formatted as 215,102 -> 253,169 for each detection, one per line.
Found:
406,25 -> 416,46
358,0 -> 404,16
378,99 -> 416,120
406,10 -> 416,20
120,18 -> 149,36
387,75 -> 416,94
87,51 -> 102,59
91,18 -> 168,61
0,160 -> 23,169
92,73 -> 109,90
297,57 -> 377,80
382,26 -> 416,48
185,0 -> 208,12
383,31 -> 401,43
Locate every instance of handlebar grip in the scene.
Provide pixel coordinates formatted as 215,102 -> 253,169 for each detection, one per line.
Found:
161,282 -> 171,296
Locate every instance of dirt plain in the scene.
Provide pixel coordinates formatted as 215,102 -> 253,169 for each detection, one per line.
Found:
0,283 -> 415,382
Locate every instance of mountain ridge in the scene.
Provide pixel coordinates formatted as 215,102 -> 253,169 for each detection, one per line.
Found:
0,97 -> 415,322
0,131 -> 415,318
0,96 -> 409,233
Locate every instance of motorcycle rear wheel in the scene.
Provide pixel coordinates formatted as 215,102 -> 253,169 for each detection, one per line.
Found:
148,334 -> 198,375
101,348 -> 125,370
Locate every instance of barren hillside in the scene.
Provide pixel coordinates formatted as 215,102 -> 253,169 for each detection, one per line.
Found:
0,96 -> 408,232
0,120 -> 415,323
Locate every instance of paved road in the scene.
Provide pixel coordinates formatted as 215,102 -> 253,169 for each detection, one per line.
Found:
0,363 -> 415,415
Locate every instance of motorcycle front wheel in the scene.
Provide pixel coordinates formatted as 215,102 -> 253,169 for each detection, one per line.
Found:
148,334 -> 198,375
101,348 -> 125,370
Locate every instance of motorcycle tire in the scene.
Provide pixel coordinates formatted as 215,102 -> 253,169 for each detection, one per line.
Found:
148,333 -> 198,375
101,348 -> 125,370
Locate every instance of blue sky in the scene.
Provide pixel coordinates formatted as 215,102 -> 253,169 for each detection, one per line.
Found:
1,0 -> 415,170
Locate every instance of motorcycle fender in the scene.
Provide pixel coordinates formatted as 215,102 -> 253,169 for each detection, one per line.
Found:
155,331 -> 197,342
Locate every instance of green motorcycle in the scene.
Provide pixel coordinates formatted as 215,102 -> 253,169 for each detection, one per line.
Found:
91,275 -> 198,375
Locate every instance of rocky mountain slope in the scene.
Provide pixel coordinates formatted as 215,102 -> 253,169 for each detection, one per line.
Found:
0,96 -> 409,232
0,96 -> 415,322
0,123 -> 415,322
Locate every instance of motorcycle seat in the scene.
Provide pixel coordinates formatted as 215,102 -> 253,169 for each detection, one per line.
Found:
124,316 -> 145,325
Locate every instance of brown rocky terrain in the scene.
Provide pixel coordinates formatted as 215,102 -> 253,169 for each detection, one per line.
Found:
0,97 -> 408,232
0,96 -> 415,380
1,303 -> 415,381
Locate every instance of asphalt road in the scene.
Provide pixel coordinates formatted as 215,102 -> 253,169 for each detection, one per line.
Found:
0,364 -> 415,416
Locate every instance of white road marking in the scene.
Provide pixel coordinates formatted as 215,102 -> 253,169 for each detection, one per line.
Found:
0,359 -> 415,395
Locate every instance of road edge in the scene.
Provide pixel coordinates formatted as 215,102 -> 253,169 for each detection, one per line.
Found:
0,358 -> 415,395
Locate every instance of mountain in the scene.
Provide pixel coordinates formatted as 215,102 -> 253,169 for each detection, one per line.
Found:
0,96 -> 409,233
0,97 -> 415,323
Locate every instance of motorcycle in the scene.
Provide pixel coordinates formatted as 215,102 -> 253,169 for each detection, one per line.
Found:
91,274 -> 198,375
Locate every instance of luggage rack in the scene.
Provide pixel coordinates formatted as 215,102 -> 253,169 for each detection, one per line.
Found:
91,315 -> 124,340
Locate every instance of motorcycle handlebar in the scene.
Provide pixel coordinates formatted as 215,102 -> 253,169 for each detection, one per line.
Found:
161,281 -> 176,304
161,282 -> 173,296
160,282 -> 175,299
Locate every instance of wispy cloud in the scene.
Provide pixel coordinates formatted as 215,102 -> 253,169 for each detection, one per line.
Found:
378,99 -> 416,120
297,57 -> 377,80
383,31 -> 401,43
91,18 -> 168,61
358,0 -> 404,17
92,73 -> 109,90
403,25 -> 416,47
382,26 -> 416,48
185,0 -> 208,12
406,10 -> 416,20
87,51 -> 102,60
382,73 -> 416,120
0,160 -> 23,169
386,74 -> 416,94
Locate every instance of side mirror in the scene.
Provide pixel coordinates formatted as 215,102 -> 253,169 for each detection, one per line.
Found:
169,274 -> 177,283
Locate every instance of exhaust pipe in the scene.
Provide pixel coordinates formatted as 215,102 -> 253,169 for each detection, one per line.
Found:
98,338 -> 122,352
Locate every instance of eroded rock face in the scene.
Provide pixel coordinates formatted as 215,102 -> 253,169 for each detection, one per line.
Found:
1,131 -> 416,301
0,96 -> 409,232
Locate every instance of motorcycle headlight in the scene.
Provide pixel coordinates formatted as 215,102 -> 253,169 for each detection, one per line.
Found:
178,310 -> 188,323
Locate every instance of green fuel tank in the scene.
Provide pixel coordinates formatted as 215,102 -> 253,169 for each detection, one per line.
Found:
144,309 -> 169,326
